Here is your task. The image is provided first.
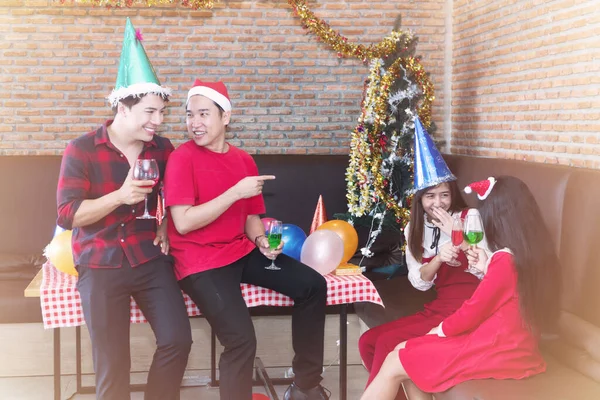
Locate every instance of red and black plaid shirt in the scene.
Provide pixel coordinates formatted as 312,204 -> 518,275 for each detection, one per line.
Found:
57,120 -> 174,268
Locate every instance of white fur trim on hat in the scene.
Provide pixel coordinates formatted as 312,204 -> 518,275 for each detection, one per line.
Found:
107,82 -> 172,108
464,177 -> 497,200
187,86 -> 232,112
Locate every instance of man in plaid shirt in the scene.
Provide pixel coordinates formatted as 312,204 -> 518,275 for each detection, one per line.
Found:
56,19 -> 191,400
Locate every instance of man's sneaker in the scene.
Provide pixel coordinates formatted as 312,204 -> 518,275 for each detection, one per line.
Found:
283,382 -> 330,400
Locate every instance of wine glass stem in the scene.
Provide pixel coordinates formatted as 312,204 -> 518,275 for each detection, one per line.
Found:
144,195 -> 149,215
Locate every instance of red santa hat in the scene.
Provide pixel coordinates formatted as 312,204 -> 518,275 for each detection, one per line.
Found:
464,177 -> 497,200
186,79 -> 231,112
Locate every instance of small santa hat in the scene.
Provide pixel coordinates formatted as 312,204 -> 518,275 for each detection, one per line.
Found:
464,177 -> 497,200
187,79 -> 232,111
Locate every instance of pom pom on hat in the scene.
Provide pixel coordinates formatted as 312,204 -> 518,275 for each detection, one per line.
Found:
464,177 -> 497,200
187,79 -> 231,112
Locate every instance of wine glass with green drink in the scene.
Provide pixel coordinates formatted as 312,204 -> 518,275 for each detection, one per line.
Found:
463,213 -> 484,246
265,220 -> 283,270
463,212 -> 484,274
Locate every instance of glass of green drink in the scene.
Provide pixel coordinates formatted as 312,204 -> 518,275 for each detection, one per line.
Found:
463,213 -> 484,246
265,220 -> 283,270
463,212 -> 484,274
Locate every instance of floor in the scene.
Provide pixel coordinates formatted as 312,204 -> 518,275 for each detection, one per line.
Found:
0,365 -> 368,400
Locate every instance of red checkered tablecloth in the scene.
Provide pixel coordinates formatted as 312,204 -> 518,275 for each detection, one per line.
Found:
40,261 -> 383,329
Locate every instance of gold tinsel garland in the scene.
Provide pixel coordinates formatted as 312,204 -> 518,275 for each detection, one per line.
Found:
345,58 -> 414,226
286,0 -> 434,225
288,0 -> 434,126
59,0 -> 216,9
288,0 -> 413,62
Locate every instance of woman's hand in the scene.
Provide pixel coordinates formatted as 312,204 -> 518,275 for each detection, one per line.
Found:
465,246 -> 488,272
438,242 -> 460,264
431,207 -> 455,236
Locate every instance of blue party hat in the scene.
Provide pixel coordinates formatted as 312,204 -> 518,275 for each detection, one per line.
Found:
412,117 -> 456,192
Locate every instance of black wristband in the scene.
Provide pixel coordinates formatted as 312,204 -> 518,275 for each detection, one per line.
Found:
254,234 -> 265,246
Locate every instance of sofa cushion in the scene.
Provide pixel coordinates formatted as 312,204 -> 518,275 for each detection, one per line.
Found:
0,156 -> 61,256
253,155 -> 349,234
445,155 -> 571,256
0,253 -> 45,280
436,353 -> 600,400
559,170 -> 600,327
544,311 -> 600,382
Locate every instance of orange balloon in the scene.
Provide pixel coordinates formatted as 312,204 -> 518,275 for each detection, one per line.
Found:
46,230 -> 77,276
316,220 -> 358,264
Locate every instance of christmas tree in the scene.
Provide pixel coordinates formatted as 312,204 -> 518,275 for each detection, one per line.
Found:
334,18 -> 435,261
286,5 -> 435,267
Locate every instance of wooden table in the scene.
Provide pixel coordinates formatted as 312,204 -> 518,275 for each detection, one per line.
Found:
24,268 -> 42,298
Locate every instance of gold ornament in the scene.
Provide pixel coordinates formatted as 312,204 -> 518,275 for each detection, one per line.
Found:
59,0 -> 216,9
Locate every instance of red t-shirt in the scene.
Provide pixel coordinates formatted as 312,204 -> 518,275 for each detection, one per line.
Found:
164,141 -> 266,280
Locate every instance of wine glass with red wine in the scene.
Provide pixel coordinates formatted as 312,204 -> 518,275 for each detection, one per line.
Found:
133,159 -> 159,220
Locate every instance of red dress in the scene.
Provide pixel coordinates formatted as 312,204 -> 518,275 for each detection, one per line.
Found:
359,251 -> 480,388
399,251 -> 546,393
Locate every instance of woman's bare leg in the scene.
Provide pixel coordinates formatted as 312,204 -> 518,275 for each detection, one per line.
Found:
361,341 -> 409,400
402,380 -> 433,400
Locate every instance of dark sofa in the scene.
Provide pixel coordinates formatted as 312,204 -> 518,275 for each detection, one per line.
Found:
436,155 -> 600,400
2,153 -> 600,399
0,156 -> 61,323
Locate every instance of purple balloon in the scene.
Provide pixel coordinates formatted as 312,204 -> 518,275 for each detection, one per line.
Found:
300,230 -> 344,275
261,217 -> 276,233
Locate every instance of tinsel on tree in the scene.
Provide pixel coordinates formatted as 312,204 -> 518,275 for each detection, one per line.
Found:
334,20 -> 435,259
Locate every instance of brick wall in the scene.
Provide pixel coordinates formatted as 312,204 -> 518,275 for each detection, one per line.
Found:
452,0 -> 600,169
0,0 -> 447,155
2,1 -> 598,169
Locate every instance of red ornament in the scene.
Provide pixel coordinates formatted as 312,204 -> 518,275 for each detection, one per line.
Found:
156,186 -> 165,225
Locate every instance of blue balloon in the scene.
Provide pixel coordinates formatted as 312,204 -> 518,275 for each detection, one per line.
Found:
281,224 -> 307,261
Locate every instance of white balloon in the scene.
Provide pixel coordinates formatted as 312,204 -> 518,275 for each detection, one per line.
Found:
300,230 -> 344,275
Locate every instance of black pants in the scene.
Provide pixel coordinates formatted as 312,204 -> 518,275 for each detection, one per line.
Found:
179,248 -> 327,400
76,256 -> 192,400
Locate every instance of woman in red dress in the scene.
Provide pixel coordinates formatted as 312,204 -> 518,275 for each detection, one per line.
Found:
361,176 -> 562,400
358,179 -> 484,397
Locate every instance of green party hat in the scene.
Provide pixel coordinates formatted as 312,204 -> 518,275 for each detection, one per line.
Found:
108,18 -> 171,107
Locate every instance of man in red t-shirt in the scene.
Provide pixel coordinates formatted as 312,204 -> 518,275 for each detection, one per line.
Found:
165,79 -> 330,400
